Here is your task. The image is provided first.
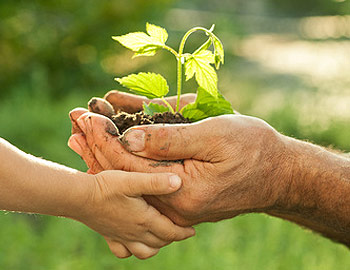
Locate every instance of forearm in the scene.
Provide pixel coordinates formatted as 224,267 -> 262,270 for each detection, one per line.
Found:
0,138 -> 91,218
268,136 -> 350,246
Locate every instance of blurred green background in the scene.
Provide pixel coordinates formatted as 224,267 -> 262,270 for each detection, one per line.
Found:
1,0 -> 350,269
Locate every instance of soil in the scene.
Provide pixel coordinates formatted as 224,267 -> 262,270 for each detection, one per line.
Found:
110,111 -> 191,135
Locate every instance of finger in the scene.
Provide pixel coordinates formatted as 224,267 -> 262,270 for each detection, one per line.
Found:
81,112 -> 183,173
138,232 -> 169,248
68,133 -> 104,173
69,108 -> 88,134
72,121 -> 116,171
159,93 -> 197,110
125,242 -> 159,260
106,240 -> 132,259
120,117 -> 224,161
87,168 -> 96,174
88,97 -> 115,118
144,195 -> 193,227
105,90 -> 196,113
104,91 -> 147,113
145,207 -> 196,241
115,171 -> 182,196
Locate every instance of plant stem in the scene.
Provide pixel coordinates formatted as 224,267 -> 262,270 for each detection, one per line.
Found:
176,57 -> 182,112
161,97 -> 175,114
176,27 -> 215,112
162,45 -> 178,58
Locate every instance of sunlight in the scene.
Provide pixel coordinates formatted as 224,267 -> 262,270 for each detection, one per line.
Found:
236,34 -> 350,82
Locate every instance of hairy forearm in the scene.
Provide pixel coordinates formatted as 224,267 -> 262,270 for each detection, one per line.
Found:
268,136 -> 350,246
0,138 -> 91,218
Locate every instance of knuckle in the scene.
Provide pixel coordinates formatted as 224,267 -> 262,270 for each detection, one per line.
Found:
124,176 -> 135,195
163,229 -> 176,241
150,128 -> 172,154
149,175 -> 163,192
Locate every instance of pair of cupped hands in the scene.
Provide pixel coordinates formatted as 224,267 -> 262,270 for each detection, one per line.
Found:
68,90 -> 286,259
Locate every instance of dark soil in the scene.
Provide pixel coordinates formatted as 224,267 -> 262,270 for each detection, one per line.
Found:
111,111 -> 191,135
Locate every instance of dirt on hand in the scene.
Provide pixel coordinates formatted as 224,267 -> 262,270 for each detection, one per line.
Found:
88,97 -> 191,135
111,111 -> 191,135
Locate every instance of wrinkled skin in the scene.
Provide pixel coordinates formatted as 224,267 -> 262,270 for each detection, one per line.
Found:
68,91 -> 287,227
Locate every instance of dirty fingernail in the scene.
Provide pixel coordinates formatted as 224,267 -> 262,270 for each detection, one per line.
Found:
123,129 -> 145,152
106,121 -> 119,136
169,175 -> 182,189
68,136 -> 83,156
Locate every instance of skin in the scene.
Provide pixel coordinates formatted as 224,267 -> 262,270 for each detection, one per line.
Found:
0,137 -> 195,259
69,90 -> 350,247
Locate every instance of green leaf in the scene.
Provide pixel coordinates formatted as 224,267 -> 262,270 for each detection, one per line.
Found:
193,38 -> 212,54
115,72 -> 169,99
146,23 -> 168,44
179,102 -> 207,121
143,102 -> 170,116
112,23 -> 168,57
184,50 -> 217,97
181,87 -> 234,121
211,35 -> 224,69
132,45 -> 158,58
112,32 -> 161,51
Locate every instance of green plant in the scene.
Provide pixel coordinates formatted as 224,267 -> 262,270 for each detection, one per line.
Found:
113,23 -> 234,121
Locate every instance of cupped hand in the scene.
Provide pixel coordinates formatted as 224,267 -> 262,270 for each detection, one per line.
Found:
75,170 -> 195,259
69,107 -> 289,227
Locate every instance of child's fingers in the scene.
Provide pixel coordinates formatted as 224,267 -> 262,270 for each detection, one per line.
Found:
146,207 -> 196,242
106,239 -> 132,259
122,172 -> 182,197
138,232 -> 170,248
125,242 -> 159,260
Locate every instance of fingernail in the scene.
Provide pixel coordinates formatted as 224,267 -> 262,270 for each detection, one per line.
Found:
68,136 -> 83,156
169,175 -> 182,189
106,121 -> 119,136
123,129 -> 145,152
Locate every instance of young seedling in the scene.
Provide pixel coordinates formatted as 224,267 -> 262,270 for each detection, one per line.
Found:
113,23 -> 234,121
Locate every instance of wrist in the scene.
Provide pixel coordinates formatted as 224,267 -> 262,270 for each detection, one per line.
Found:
266,136 -> 350,246
59,172 -> 96,221
272,137 -> 350,212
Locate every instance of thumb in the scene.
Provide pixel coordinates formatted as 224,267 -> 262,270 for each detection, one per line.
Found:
120,118 -> 219,161
119,172 -> 183,196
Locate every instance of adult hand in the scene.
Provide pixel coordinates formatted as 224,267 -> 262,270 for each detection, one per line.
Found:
69,109 -> 286,226
69,90 -> 196,175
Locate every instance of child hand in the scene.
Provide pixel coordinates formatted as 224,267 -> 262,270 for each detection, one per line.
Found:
75,170 -> 195,259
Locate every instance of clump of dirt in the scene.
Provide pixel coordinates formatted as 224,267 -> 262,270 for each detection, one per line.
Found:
87,97 -> 192,135
111,111 -> 191,135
